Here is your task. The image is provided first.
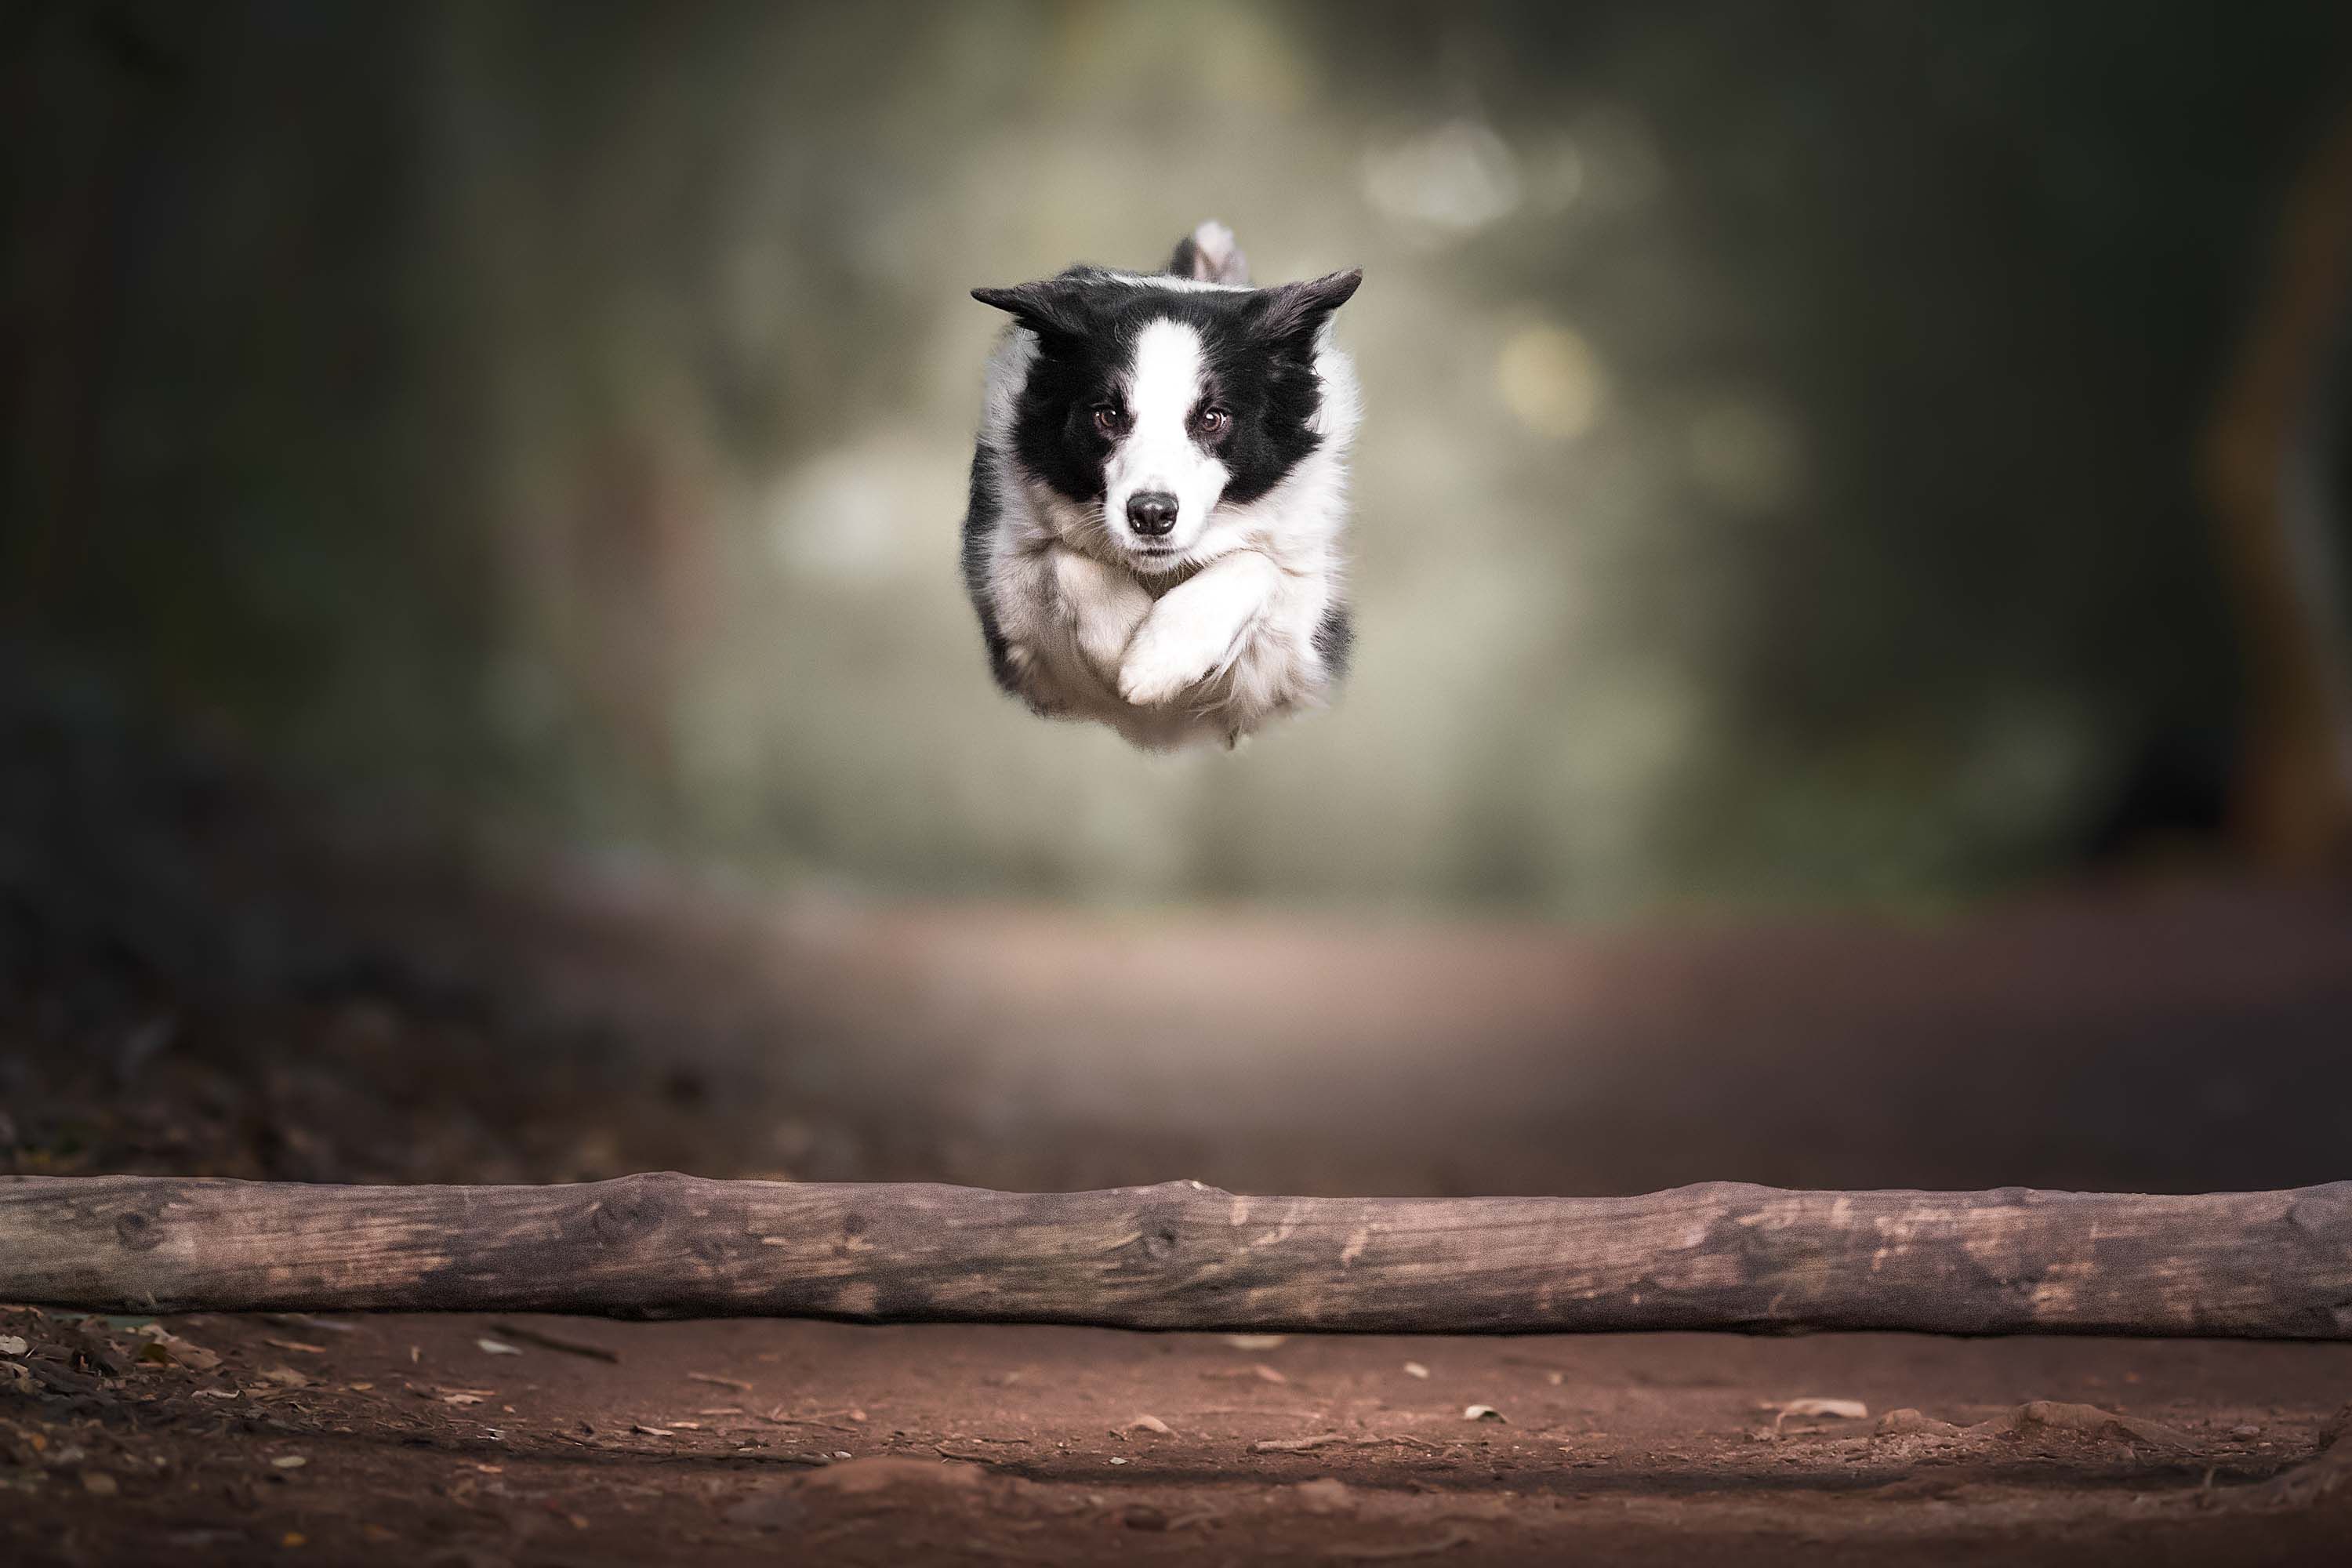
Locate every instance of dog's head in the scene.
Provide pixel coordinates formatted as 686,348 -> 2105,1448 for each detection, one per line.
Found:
973,266 -> 1361,572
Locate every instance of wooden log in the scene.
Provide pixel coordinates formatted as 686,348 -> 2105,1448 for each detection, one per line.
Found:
3,1173 -> 2350,1338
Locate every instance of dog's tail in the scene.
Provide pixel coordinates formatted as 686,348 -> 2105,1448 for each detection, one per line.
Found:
1167,220 -> 1250,286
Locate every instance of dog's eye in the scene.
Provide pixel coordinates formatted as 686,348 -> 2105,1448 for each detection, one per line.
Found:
1193,406 -> 1230,437
1091,404 -> 1124,435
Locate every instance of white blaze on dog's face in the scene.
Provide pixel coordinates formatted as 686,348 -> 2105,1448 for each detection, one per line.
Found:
972,266 -> 1363,575
1099,318 -> 1229,568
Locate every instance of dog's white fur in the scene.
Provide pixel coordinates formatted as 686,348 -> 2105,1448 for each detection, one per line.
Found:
1102,320 -> 1230,567
973,285 -> 1360,751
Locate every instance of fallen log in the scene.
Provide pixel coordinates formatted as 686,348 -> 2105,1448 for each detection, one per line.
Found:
3,1173 -> 2349,1337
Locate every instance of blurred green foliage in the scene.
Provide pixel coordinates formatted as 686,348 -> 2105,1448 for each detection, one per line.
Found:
6,1 -> 2349,910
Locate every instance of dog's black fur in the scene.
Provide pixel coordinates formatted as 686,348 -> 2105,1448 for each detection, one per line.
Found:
971,269 -> 1356,515
960,230 -> 1362,748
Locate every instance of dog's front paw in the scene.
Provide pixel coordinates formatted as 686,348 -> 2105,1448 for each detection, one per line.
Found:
1118,630 -> 1219,707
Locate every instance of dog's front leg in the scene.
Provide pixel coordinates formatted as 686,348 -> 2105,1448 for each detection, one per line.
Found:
1119,550 -> 1280,706
1050,545 -> 1154,684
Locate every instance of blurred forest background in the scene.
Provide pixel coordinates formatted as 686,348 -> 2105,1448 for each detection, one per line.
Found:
8,0 -> 2352,915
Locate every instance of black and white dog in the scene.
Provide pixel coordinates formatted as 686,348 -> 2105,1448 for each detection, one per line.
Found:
962,223 -> 1362,750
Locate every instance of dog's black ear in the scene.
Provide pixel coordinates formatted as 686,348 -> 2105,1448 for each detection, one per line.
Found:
1251,268 -> 1362,352
971,281 -> 1088,342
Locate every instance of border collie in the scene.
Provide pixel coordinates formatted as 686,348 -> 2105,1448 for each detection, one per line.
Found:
962,222 -> 1362,750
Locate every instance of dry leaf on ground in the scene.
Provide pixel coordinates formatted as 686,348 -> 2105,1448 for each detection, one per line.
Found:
488,1323 -> 621,1363
1775,1397 -> 1868,1425
1251,1432 -> 1351,1454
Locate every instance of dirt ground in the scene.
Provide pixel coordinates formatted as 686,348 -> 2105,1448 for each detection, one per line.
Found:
7,696 -> 2352,1564
9,1305 -> 2352,1566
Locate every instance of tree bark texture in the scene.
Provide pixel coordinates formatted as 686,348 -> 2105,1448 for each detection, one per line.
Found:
5,1174 -> 2349,1338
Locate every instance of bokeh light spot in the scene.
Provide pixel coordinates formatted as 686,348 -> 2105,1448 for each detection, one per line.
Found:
1497,324 -> 1606,440
1362,120 -> 1522,233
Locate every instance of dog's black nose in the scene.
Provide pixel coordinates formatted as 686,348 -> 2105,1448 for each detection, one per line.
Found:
1126,492 -> 1178,537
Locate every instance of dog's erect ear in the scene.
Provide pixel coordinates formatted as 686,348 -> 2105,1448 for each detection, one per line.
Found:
1251,268 -> 1363,350
971,281 -> 1089,342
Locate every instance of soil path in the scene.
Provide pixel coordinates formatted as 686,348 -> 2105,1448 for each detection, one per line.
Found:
6,721 -> 2352,1562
